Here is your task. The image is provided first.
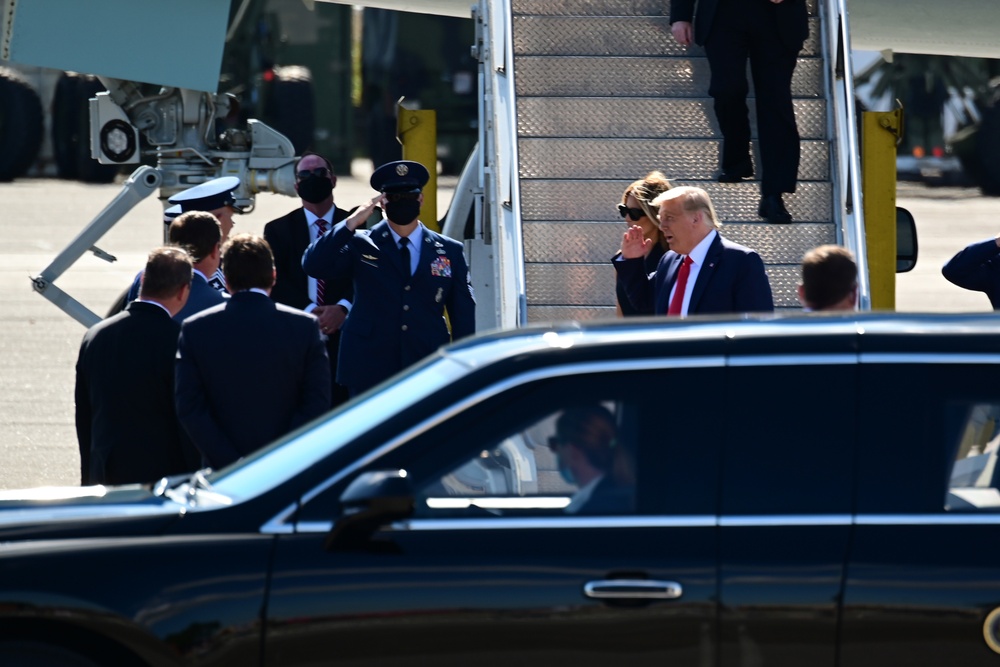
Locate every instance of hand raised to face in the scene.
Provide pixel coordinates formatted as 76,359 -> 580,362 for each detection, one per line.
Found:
621,225 -> 653,260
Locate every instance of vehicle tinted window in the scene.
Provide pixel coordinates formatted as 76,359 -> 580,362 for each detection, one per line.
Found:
947,402 -> 1000,511
856,362 -> 1000,513
297,366 -> 724,522
415,400 -> 635,516
721,362 -> 856,515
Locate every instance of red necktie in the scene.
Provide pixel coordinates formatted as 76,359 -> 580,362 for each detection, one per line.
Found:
315,219 -> 327,305
667,256 -> 693,316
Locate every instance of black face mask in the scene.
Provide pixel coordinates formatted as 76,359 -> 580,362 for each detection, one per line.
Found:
385,199 -> 421,224
297,175 -> 334,204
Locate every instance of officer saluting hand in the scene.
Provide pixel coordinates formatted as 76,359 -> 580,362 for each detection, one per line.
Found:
303,160 -> 476,398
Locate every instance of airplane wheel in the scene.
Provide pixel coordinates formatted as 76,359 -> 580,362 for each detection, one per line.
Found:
0,67 -> 43,181
52,72 -> 85,179
266,65 -> 316,155
52,73 -> 120,183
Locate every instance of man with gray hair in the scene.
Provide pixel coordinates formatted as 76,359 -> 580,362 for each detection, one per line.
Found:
76,247 -> 200,486
615,185 -> 773,315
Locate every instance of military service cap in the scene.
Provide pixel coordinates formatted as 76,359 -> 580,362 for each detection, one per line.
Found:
370,160 -> 430,194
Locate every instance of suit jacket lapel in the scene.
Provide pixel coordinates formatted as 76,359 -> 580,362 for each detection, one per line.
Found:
687,234 -> 724,315
292,209 -> 311,294
292,209 -> 310,255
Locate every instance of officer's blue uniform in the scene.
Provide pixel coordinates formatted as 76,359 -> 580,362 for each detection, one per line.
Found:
302,160 -> 476,396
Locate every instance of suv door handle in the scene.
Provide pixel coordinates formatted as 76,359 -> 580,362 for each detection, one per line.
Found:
583,579 -> 683,600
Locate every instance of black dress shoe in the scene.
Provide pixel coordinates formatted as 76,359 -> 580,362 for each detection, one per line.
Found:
717,160 -> 754,183
759,194 -> 792,224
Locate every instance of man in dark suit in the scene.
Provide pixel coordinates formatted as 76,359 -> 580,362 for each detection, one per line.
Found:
264,152 -> 353,406
670,0 -> 809,224
942,235 -> 1000,309
303,160 -> 476,397
125,211 -> 226,322
75,247 -> 200,485
175,233 -> 331,469
616,186 -> 774,315
549,405 -> 633,515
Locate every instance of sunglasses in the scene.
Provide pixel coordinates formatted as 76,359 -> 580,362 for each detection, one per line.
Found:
296,167 -> 331,180
617,204 -> 646,221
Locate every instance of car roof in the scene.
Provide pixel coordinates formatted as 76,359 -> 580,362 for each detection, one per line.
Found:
442,312 -> 1000,369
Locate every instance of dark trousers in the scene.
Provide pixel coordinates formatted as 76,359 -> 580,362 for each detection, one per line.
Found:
705,0 -> 801,196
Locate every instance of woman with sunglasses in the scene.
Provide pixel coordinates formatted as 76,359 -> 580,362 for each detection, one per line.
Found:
612,171 -> 673,316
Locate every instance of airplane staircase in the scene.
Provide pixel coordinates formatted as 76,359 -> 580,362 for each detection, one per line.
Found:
507,0 -> 837,320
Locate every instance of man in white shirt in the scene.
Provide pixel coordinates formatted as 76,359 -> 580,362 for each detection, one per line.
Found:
615,186 -> 774,316
264,152 -> 354,406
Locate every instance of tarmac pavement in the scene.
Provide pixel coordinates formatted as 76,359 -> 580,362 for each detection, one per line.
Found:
0,171 -> 995,490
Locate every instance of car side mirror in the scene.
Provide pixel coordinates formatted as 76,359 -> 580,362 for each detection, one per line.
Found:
324,470 -> 415,551
896,207 -> 918,273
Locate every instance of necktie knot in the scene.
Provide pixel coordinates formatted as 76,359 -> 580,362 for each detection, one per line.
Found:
316,218 -> 327,235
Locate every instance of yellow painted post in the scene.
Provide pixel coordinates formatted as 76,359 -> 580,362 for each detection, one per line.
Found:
861,108 -> 903,310
397,102 -> 438,231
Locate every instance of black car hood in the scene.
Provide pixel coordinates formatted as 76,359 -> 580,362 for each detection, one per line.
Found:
0,484 -> 185,540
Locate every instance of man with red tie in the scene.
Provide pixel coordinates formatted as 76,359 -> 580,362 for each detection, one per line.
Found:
615,185 -> 774,316
264,152 -> 354,406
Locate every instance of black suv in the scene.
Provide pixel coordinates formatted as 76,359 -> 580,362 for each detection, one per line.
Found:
3,313 -> 1000,666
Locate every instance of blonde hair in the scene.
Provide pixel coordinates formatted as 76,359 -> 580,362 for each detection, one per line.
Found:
622,170 -> 673,222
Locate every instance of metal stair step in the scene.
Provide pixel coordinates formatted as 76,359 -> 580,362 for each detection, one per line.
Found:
514,55 -> 822,98
511,0 -> 817,17
519,180 -> 833,224
523,263 -> 803,309
513,16 -> 820,58
517,97 -> 827,140
522,221 -> 836,264
518,138 -> 830,182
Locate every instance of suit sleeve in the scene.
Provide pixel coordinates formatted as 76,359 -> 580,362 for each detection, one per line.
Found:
669,0 -> 695,23
942,238 -> 1000,294
447,246 -> 477,340
614,256 -> 657,313
302,221 -> 356,281
174,328 -> 243,469
291,319 -> 332,428
74,339 -> 92,485
734,251 -> 775,313
264,219 -> 312,310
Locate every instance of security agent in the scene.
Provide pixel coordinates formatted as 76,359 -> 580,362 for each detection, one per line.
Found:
168,176 -> 243,292
302,159 -> 476,397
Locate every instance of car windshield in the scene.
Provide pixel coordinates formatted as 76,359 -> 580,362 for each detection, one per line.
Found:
202,355 -> 471,502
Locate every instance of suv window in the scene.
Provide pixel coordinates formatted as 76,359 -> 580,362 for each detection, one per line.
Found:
947,402 -> 1000,510
416,400 -> 636,516
295,365 -> 724,525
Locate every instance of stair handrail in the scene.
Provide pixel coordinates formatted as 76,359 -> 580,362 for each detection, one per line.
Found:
823,0 -> 871,309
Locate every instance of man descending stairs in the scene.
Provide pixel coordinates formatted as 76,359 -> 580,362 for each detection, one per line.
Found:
510,0 -> 836,320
